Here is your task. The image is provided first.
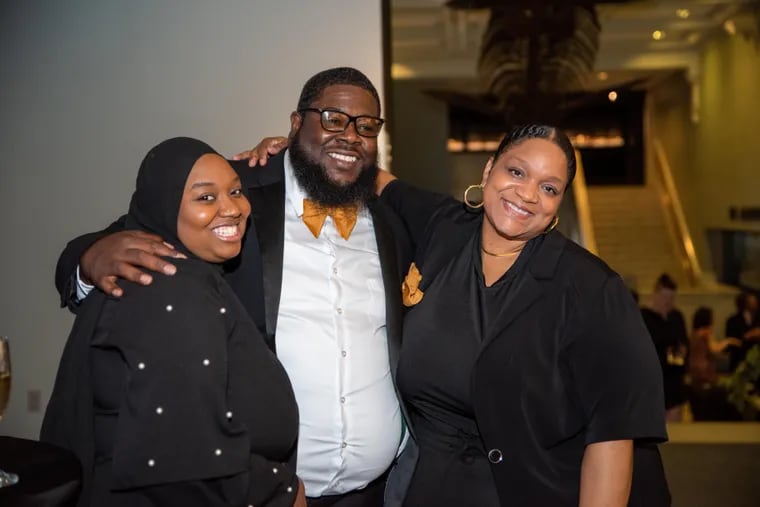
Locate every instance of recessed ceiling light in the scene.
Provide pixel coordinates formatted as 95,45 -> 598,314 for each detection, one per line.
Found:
597,71 -> 609,81
724,19 -> 737,35
652,30 -> 665,41
676,9 -> 690,19
608,91 -> 618,102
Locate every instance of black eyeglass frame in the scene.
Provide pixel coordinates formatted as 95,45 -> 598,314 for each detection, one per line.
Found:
298,108 -> 385,138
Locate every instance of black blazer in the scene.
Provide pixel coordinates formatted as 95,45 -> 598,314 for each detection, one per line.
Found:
381,180 -> 670,507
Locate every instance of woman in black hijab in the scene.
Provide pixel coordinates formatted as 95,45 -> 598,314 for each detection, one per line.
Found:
42,138 -> 304,507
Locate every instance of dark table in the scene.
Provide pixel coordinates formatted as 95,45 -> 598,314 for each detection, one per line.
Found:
0,436 -> 81,506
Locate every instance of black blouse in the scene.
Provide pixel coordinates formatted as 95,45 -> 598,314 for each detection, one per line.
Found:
42,258 -> 299,507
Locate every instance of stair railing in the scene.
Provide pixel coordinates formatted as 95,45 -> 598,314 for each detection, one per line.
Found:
572,149 -> 598,256
652,138 -> 703,286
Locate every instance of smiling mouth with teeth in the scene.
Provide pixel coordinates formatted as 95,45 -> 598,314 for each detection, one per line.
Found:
505,200 -> 532,217
212,224 -> 242,240
328,152 -> 358,163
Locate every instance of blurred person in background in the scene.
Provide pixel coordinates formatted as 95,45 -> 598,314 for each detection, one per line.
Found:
688,307 -> 741,421
641,274 -> 689,422
725,291 -> 760,372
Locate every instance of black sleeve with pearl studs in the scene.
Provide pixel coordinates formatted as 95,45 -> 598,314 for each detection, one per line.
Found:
97,257 -> 299,506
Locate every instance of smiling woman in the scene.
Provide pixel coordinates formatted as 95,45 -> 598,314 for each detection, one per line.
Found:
41,138 -> 304,507
375,124 -> 669,507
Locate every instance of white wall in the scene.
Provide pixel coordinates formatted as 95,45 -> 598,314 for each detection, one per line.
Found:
0,0 -> 384,438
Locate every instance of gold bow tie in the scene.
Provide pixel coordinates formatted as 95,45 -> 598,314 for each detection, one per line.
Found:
302,199 -> 359,240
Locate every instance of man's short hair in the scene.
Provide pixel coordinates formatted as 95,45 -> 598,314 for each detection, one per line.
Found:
655,273 -> 677,291
296,67 -> 381,115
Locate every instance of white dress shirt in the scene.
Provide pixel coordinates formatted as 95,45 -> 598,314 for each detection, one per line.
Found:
277,152 -> 403,497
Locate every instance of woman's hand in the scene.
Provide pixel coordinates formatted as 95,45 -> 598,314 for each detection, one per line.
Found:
232,136 -> 289,167
293,479 -> 307,507
579,439 -> 633,507
81,230 -> 185,297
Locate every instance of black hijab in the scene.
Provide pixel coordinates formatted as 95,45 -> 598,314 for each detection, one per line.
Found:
124,137 -> 220,258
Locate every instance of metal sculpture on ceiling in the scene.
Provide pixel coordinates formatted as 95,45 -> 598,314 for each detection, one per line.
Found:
446,0 -> 625,123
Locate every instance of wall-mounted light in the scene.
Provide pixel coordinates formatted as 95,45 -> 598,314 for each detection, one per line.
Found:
676,9 -> 690,19
597,71 -> 609,81
608,91 -> 618,102
723,19 -> 737,36
652,30 -> 666,41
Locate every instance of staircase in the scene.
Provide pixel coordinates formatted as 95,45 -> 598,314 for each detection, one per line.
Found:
587,185 -> 685,293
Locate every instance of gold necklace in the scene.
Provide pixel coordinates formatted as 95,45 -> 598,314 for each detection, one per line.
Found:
481,245 -> 518,258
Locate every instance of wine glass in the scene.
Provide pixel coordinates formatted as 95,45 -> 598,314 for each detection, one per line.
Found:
0,336 -> 19,487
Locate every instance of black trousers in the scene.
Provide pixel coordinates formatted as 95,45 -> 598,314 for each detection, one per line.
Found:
306,471 -> 388,507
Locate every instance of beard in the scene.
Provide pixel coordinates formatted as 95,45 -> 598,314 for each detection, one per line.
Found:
289,130 -> 378,207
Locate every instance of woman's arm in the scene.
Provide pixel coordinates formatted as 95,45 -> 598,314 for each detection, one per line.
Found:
579,439 -> 633,507
707,333 -> 742,353
56,216 -> 181,304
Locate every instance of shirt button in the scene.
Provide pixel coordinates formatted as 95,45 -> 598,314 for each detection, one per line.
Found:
272,467 -> 278,474
341,350 -> 347,357
341,442 -> 347,448
226,411 -> 233,419
165,305 -> 173,312
138,362 -> 146,370
203,359 -> 211,366
336,307 -> 343,315
214,449 -> 222,456
333,267 -> 338,274
488,448 -> 503,464
219,307 -> 226,314
147,459 -> 156,467
155,406 -> 163,415
340,396 -> 346,403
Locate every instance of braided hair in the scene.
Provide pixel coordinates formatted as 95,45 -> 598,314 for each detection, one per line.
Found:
492,125 -> 576,186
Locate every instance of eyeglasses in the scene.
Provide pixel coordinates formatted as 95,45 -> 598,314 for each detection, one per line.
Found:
299,108 -> 385,138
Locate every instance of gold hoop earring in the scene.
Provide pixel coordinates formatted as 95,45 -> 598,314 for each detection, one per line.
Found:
463,184 -> 484,209
544,215 -> 559,234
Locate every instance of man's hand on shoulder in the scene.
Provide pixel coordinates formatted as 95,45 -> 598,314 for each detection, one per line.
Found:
80,230 -> 186,297
232,136 -> 288,167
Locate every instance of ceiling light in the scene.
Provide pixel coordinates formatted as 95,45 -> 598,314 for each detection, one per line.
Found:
724,19 -> 737,36
608,91 -> 618,102
687,32 -> 700,44
597,71 -> 609,81
676,9 -> 690,19
652,30 -> 665,41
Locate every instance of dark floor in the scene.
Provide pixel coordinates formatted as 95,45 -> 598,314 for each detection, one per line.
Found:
661,442 -> 760,507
